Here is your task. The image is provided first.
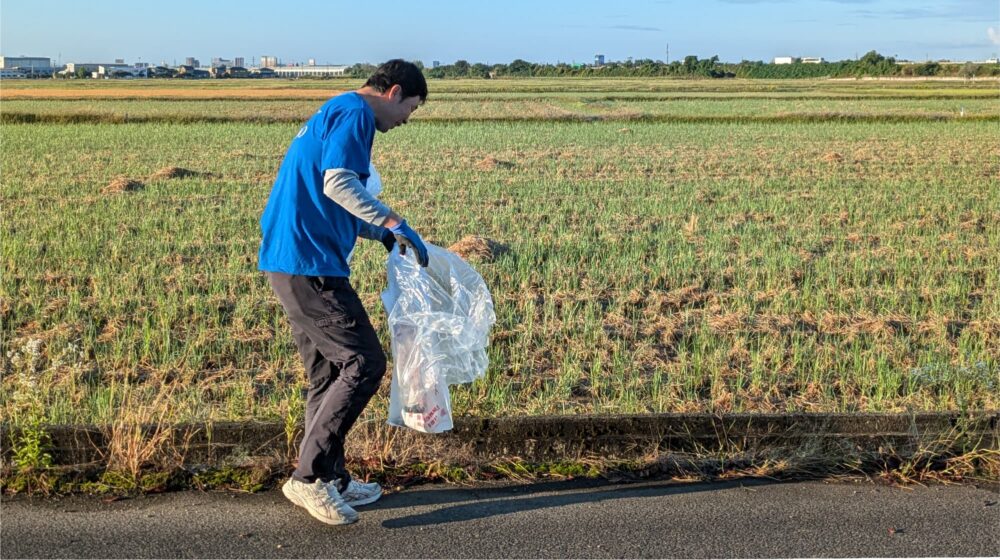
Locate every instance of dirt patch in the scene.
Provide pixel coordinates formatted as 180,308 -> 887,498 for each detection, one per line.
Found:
448,236 -> 509,262
150,166 -> 201,180
823,152 -> 845,162
476,157 -> 516,171
102,177 -> 144,194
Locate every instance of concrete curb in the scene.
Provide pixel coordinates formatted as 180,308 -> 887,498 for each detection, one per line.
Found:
3,412 -> 997,468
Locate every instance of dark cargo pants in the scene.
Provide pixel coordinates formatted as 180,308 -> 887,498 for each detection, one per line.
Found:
266,272 -> 387,493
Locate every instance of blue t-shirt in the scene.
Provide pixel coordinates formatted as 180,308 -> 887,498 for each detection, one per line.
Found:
258,92 -> 375,277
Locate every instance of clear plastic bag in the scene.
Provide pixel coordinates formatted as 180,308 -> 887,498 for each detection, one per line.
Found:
383,243 -> 495,433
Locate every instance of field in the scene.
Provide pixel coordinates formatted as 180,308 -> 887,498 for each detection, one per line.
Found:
2,78 -> 998,432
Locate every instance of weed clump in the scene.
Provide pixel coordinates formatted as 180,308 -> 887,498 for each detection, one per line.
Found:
150,166 -> 199,180
448,236 -> 509,263
476,156 -> 515,171
102,177 -> 144,194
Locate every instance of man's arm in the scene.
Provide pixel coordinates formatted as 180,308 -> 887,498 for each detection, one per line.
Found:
323,167 -> 427,265
322,168 -> 402,227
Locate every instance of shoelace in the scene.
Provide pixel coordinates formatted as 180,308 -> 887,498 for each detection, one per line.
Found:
318,482 -> 352,510
306,482 -> 342,508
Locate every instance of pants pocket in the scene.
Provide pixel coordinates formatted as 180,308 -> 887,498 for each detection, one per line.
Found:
310,276 -> 359,329
316,311 -> 356,329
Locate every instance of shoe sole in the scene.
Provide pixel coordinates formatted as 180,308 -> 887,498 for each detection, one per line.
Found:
345,487 -> 383,508
282,482 -> 358,526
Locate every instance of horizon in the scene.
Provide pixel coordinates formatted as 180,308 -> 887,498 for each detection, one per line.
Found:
2,0 -> 998,67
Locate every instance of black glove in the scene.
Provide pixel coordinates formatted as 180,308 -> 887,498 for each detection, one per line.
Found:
379,227 -> 396,253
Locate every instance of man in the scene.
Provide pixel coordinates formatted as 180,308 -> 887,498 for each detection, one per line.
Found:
258,60 -> 430,526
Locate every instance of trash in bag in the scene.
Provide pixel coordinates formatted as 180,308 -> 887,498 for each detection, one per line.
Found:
383,243 -> 496,433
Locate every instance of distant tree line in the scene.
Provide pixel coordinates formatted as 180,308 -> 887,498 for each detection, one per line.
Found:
347,51 -> 1000,80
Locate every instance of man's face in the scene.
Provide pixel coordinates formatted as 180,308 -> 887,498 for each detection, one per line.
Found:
375,85 -> 422,133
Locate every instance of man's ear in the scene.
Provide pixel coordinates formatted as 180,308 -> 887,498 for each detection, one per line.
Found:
387,83 -> 403,101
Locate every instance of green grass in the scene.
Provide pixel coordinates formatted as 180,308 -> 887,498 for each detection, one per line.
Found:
1,79 -> 998,432
4,76 -> 998,95
3,97 -> 997,123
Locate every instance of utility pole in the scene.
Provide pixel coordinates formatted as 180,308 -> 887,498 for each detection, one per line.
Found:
665,43 -> 670,63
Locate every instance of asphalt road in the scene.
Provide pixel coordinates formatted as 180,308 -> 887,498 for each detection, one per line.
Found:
3,478 -> 998,558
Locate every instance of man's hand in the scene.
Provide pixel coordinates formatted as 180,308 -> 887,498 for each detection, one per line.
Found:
388,220 -> 429,267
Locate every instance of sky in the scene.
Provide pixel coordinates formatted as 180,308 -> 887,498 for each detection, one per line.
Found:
1,0 -> 998,66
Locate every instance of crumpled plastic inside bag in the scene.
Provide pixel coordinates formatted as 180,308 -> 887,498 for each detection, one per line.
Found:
383,243 -> 496,433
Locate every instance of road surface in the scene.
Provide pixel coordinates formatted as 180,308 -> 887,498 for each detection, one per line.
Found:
3,478 -> 998,558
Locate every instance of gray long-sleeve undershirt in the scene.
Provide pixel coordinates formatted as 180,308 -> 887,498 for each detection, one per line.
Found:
322,168 -> 393,240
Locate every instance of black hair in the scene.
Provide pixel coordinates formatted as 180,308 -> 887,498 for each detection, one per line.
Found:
364,59 -> 428,102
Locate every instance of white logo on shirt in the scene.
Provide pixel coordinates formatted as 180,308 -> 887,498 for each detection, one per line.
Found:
295,125 -> 308,138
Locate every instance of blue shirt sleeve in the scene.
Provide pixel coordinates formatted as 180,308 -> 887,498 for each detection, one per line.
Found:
321,108 -> 374,178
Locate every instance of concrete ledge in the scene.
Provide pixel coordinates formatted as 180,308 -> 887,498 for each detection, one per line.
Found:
3,412 -> 997,468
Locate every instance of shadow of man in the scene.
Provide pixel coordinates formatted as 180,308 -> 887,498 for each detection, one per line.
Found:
380,476 -> 784,529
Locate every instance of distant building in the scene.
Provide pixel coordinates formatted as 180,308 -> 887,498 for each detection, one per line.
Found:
100,65 -> 147,78
60,63 -> 135,78
0,56 -> 53,76
234,57 -> 245,67
432,60 -> 440,68
149,66 -> 176,78
773,56 -> 794,64
594,54 -> 605,66
185,57 -> 200,67
182,69 -> 210,79
271,65 -> 348,78
0,68 -> 28,79
65,62 -> 101,73
801,57 -> 824,64
211,57 -> 233,68
308,58 -> 316,66
226,66 -> 250,78
261,55 -> 279,68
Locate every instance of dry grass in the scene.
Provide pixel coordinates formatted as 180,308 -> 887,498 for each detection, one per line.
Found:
102,383 -> 181,481
476,156 -> 516,171
149,166 -> 201,180
447,236 -> 509,262
7,412 -> 993,495
101,177 -> 144,194
1,88 -> 347,100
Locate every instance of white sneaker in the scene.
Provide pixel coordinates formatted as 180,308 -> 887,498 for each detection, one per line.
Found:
282,478 -> 358,525
339,479 -> 383,507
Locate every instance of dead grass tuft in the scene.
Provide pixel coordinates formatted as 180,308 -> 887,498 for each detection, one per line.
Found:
102,382 -> 183,483
476,156 -> 516,171
97,318 -> 125,343
149,166 -> 200,180
101,177 -> 144,195
447,235 -> 509,262
823,151 -> 845,162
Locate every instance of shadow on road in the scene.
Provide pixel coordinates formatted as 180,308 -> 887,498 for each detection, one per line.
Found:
378,477 -> 784,529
